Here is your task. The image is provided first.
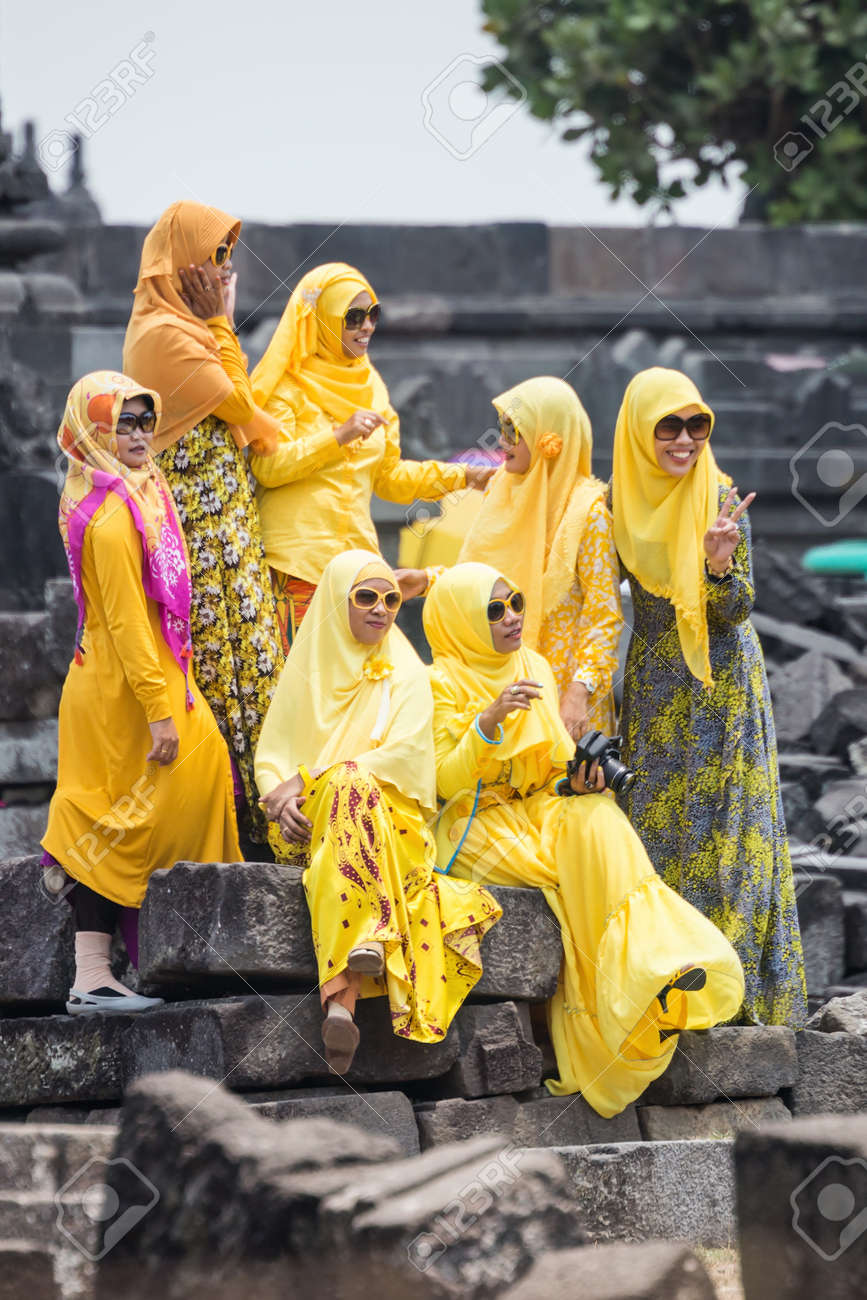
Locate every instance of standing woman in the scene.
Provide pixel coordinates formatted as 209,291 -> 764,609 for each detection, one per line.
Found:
612,367 -> 807,1028
248,262 -> 494,652
458,375 -> 622,739
255,550 -> 501,1074
42,372 -> 240,1013
123,200 -> 283,840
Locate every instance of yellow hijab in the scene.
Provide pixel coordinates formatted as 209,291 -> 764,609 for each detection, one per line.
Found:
123,200 -> 278,454
459,376 -> 605,648
251,262 -> 394,425
424,562 -> 573,793
254,549 -> 436,814
612,367 -> 730,689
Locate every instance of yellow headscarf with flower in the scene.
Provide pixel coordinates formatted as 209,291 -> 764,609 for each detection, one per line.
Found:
254,549 -> 436,813
424,562 -> 573,795
612,367 -> 730,689
459,377 -> 605,648
251,262 -> 394,427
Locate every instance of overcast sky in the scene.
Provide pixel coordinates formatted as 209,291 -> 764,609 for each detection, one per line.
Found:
0,1 -> 745,229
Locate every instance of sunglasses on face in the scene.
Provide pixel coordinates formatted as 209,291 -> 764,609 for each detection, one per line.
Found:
350,585 -> 402,612
487,590 -> 525,623
654,413 -> 712,441
498,416 -> 520,446
116,410 -> 157,436
211,242 -> 234,268
343,303 -> 381,330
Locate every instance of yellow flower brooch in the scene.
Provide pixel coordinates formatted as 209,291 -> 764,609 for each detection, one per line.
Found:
363,656 -> 393,682
537,431 -> 563,459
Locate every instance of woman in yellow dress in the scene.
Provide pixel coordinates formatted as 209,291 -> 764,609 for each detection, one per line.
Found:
457,376 -> 622,740
255,549 -> 501,1074
41,371 -> 241,1014
248,262 -> 494,651
424,562 -> 744,1117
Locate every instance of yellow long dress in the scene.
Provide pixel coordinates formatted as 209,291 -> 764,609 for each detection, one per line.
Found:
255,549 -> 501,1043
425,563 -> 745,1118
42,498 -> 240,906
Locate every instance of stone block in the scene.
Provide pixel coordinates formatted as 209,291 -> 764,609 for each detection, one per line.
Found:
95,1069 -> 584,1299
138,860 -> 561,1001
0,1241 -> 59,1299
0,613 -> 59,722
502,1240 -> 717,1300
769,651 -> 852,745
557,1139 -> 736,1247
437,1002 -> 542,1099
0,993 -> 461,1107
416,1092 -> 640,1151
785,1029 -> 867,1115
0,804 -> 51,859
795,871 -> 845,993
638,1096 -> 791,1141
0,856 -> 73,1005
0,476 -> 68,615
736,1113 -> 867,1300
43,578 -> 76,680
0,719 -> 57,784
248,1090 -> 419,1157
640,1026 -> 798,1107
814,780 -> 867,854
844,892 -> 867,973
808,987 -> 867,1034
811,688 -> 867,757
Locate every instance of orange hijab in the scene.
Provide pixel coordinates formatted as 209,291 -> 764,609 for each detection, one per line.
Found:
122,200 -> 277,454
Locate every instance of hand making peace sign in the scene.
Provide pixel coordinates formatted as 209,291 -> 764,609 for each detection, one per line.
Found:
703,486 -> 756,575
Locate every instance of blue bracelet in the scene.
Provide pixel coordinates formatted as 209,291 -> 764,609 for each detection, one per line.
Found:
474,716 -> 504,744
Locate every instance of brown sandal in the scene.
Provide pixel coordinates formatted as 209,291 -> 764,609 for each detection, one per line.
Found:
322,1001 -> 360,1075
347,942 -> 385,977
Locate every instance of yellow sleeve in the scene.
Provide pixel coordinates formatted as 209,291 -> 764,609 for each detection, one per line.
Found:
206,316 -> 257,425
373,415 -> 467,503
89,504 -> 173,724
431,676 -> 505,801
248,387 -> 342,489
572,498 -> 623,698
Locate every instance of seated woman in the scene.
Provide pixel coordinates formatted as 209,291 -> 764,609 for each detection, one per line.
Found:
248,262 -> 493,651
42,371 -> 241,1014
458,375 -> 622,739
424,563 -> 745,1118
255,550 -> 501,1074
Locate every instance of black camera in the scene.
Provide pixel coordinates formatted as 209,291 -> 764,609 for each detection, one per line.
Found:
566,730 -> 636,796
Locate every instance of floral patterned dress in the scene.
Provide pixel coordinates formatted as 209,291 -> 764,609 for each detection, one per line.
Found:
158,416 -> 283,841
618,486 -> 807,1028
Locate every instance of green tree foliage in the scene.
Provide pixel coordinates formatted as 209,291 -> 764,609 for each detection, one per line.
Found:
481,0 -> 867,222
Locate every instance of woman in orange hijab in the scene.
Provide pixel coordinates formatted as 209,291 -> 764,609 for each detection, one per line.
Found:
123,201 -> 283,842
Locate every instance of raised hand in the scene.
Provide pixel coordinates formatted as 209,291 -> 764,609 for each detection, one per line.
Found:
704,487 -> 756,575
465,464 -> 497,491
179,264 -> 225,320
395,568 -> 429,600
334,410 -> 384,446
478,678 -> 544,739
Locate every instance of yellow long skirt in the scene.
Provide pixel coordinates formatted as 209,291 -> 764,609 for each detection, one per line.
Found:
268,762 -> 502,1043
446,787 -> 745,1117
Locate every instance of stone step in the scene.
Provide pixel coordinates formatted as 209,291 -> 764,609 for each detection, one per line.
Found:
637,1096 -> 792,1142
415,1092 -> 640,1151
639,1026 -> 798,1107
0,1240 -> 62,1300
246,1090 -> 420,1158
0,1124 -> 115,1194
0,994 -> 543,1108
0,718 -> 57,784
502,1240 -> 718,1300
137,860 -> 561,1002
785,1027 -> 867,1115
556,1138 -> 736,1248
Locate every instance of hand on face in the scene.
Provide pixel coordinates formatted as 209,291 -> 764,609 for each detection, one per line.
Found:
179,262 -> 225,320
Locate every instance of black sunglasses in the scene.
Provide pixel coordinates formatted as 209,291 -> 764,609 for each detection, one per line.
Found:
487,590 -> 525,623
116,410 -> 157,436
211,242 -> 233,268
654,414 -> 712,441
344,303 -> 381,330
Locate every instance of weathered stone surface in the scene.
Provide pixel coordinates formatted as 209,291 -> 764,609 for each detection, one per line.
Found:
557,1139 -> 735,1247
43,578 -> 76,680
0,719 -> 57,783
0,856 -> 73,1005
844,893 -> 867,973
437,1002 -> 542,1099
0,1241 -> 59,1299
0,1123 -> 116,1194
814,780 -> 867,854
752,613 -> 864,667
0,993 -> 461,1107
0,803 -> 51,859
0,614 -> 60,722
808,987 -> 867,1034
638,1096 -> 791,1141
95,1069 -> 584,1299
794,871 -> 845,992
138,860 -> 561,1000
736,1113 -> 867,1300
769,651 -> 852,746
785,1029 -> 867,1115
640,1027 -> 798,1107
416,1091 -> 640,1150
502,1240 -> 717,1300
248,1090 -> 419,1157
811,688 -> 867,757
